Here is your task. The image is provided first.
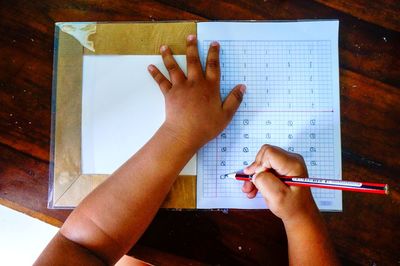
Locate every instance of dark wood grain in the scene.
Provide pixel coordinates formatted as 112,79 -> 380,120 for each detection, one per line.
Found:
316,0 -> 400,32
0,1 -> 399,265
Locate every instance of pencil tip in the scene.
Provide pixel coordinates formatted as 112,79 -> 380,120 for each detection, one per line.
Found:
223,172 -> 236,179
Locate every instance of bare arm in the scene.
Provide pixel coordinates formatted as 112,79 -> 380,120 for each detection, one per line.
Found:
242,145 -> 340,266
284,208 -> 339,266
35,36 -> 245,265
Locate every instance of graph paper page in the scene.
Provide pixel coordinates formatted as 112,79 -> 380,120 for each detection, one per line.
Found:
197,21 -> 342,211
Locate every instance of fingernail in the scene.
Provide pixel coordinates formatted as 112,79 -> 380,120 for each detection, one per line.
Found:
187,35 -> 196,41
210,41 -> 219,47
147,65 -> 155,72
239,84 -> 246,94
160,45 -> 168,52
251,174 -> 257,184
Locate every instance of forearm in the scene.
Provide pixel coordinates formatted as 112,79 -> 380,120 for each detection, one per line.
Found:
38,36 -> 243,265
60,124 -> 198,263
284,210 -> 340,266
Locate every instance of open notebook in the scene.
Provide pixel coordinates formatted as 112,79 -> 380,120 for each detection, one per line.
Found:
81,21 -> 341,211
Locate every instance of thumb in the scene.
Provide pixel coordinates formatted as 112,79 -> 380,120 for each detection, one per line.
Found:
252,172 -> 289,200
222,84 -> 246,118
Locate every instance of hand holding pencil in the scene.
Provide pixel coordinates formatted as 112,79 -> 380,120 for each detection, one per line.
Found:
240,144 -> 320,221
240,144 -> 389,222
243,144 -> 341,265
238,144 -> 388,196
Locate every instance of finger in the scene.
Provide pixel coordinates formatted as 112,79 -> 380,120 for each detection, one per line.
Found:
244,144 -> 268,174
255,146 -> 269,165
244,163 -> 266,178
258,144 -> 273,169
242,180 -> 255,193
186,35 -> 203,80
242,180 -> 258,199
148,64 -> 172,95
160,45 -> 185,84
244,161 -> 258,174
252,172 -> 289,199
260,145 -> 308,177
205,41 -> 220,82
222,84 -> 246,119
247,188 -> 258,199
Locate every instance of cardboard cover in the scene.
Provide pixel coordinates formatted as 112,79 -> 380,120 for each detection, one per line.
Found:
49,22 -> 196,209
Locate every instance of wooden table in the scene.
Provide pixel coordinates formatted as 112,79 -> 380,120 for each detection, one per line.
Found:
1,1 -> 399,265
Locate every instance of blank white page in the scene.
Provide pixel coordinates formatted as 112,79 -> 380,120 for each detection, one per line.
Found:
197,21 -> 342,210
82,55 -> 196,175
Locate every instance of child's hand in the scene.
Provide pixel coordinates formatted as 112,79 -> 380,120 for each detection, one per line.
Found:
148,35 -> 246,149
242,145 -> 318,224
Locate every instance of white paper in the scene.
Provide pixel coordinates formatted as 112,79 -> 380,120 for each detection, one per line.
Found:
196,21 -> 342,210
82,55 -> 196,175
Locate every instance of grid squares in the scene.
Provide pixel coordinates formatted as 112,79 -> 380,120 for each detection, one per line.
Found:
198,40 -> 338,203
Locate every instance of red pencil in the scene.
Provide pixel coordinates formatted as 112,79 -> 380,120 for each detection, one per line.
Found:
224,170 -> 389,195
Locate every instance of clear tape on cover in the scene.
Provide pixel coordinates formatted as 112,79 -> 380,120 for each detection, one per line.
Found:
58,22 -> 96,52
